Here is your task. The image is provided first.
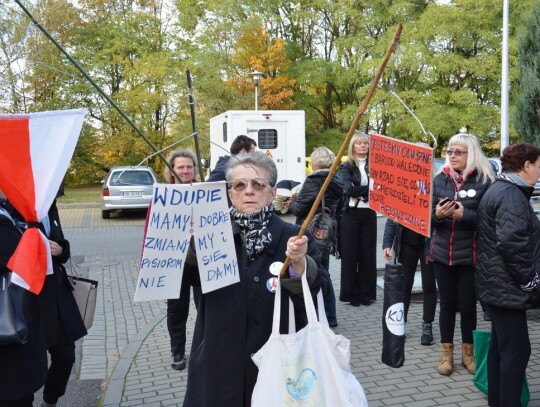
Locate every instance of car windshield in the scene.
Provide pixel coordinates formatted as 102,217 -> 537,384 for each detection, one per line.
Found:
110,170 -> 154,186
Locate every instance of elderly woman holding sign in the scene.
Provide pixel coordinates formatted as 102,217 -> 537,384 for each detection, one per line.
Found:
183,151 -> 322,407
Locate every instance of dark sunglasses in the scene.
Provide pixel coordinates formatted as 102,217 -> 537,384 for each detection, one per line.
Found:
228,177 -> 272,192
446,149 -> 468,157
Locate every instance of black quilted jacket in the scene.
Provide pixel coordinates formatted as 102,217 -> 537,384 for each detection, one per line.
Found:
476,178 -> 540,310
428,169 -> 492,267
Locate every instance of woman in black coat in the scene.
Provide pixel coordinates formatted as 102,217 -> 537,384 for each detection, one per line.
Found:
183,151 -> 322,407
339,132 -> 377,306
287,146 -> 343,327
40,199 -> 87,407
429,133 -> 494,376
476,143 -> 540,407
0,194 -> 48,407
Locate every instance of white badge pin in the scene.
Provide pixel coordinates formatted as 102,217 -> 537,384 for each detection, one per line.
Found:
266,277 -> 279,293
467,189 -> 476,197
269,261 -> 283,276
458,190 -> 467,198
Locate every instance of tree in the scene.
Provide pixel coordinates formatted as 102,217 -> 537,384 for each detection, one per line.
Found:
513,1 -> 540,144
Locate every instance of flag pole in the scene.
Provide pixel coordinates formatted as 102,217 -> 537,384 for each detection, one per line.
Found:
13,0 -> 182,183
280,24 -> 403,277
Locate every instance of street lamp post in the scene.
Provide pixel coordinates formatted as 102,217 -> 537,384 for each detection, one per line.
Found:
501,0 -> 509,154
250,70 -> 263,110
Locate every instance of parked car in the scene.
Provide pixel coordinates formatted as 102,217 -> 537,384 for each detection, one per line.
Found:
101,166 -> 158,219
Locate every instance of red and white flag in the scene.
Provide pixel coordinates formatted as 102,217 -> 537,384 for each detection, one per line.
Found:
0,108 -> 87,294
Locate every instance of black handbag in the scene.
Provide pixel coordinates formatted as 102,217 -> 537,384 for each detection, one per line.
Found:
0,272 -> 29,345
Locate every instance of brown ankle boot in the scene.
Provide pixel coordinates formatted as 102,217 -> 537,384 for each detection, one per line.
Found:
437,343 -> 454,375
461,343 -> 476,374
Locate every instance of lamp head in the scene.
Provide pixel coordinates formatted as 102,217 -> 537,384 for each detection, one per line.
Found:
250,70 -> 263,86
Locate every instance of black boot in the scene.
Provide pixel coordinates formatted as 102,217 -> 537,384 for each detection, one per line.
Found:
420,322 -> 434,346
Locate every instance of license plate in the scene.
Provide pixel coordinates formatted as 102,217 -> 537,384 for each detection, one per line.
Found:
121,191 -> 143,197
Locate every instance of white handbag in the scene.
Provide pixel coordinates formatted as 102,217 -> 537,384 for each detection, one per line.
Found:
251,272 -> 368,406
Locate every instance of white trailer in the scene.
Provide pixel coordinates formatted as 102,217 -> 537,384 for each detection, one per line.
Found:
209,110 -> 306,184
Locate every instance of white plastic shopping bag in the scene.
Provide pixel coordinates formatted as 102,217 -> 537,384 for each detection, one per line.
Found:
251,272 -> 368,406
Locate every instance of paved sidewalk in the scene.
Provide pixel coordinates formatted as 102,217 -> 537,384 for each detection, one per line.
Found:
59,206 -> 540,407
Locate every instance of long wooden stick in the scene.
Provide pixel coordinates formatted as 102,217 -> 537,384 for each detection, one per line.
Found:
280,24 -> 403,278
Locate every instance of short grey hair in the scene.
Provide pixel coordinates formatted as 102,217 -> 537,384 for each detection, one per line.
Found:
225,151 -> 277,186
310,147 -> 335,169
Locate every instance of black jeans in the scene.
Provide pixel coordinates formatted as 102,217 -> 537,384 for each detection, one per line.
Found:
399,242 -> 437,323
433,262 -> 476,343
487,305 -> 530,407
43,320 -> 76,404
167,280 -> 200,356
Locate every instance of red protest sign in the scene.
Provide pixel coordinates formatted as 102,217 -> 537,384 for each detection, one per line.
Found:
368,134 -> 432,237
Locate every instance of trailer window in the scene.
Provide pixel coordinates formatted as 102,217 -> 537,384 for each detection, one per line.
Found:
223,122 -> 227,143
258,129 -> 278,149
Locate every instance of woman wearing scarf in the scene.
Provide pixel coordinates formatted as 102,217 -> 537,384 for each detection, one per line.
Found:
183,151 -> 322,407
476,143 -> 540,407
429,133 -> 495,376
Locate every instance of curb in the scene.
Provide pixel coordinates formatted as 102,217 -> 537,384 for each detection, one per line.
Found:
57,202 -> 101,208
101,313 -> 166,407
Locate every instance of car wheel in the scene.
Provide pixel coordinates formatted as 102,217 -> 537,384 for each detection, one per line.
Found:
102,210 -> 111,219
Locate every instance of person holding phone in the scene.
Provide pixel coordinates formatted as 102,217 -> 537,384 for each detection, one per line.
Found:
429,132 -> 495,376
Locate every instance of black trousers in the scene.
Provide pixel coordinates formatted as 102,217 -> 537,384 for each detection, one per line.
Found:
0,395 -> 34,407
339,208 -> 377,304
43,320 -> 76,404
433,262 -> 476,343
167,280 -> 201,356
487,305 -> 530,407
399,241 -> 437,323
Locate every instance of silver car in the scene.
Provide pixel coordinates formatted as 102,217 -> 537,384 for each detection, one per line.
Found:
101,166 -> 158,219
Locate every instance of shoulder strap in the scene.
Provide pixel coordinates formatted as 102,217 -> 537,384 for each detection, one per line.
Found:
0,206 -> 23,235
0,206 -> 15,225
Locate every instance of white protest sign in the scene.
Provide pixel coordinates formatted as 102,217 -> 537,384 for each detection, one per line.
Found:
134,182 -> 238,301
191,182 -> 239,293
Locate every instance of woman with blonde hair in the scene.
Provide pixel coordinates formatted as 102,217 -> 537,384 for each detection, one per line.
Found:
429,132 -> 495,376
339,132 -> 377,307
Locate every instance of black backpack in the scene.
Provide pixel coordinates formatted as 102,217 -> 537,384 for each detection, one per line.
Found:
306,196 -> 336,256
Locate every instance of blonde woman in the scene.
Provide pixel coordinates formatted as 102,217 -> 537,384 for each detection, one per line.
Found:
429,133 -> 495,376
339,133 -> 377,307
